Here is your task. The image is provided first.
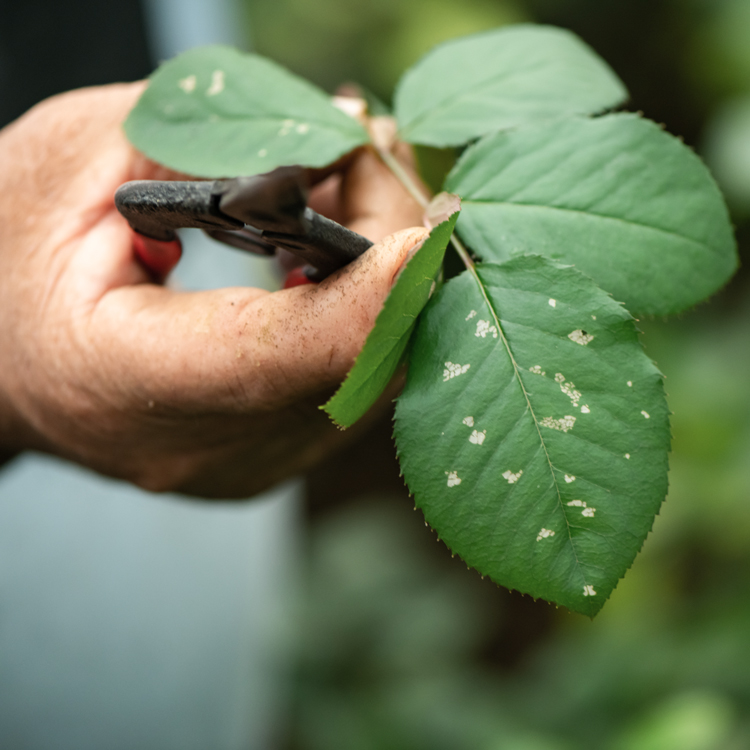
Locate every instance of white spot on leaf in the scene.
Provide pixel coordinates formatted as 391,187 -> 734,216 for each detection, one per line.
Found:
641,410 -> 650,419
257,148 -> 267,157
591,315 -> 597,320
462,416 -> 474,427
178,75 -> 197,93
568,329 -> 594,346
581,405 -> 590,414
555,372 -> 581,407
564,474 -> 576,483
469,429 -> 486,445
475,320 -> 498,339
529,365 -> 545,376
443,362 -> 471,382
568,500 -> 596,517
624,453 -> 631,459
536,528 -> 555,542
583,585 -> 597,597
278,119 -> 295,136
541,415 -> 576,432
627,381 -> 633,387
502,469 -> 523,484
206,70 -> 225,96
549,298 -> 556,308
465,310 -> 477,321
445,471 -> 461,488
296,123 -> 310,134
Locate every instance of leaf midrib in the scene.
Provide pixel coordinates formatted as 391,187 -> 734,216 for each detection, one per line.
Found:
471,266 -> 591,592
462,199 -> 720,256
150,109 -> 365,135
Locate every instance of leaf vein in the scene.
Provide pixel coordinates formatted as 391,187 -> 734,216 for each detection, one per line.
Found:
462,200 -> 718,256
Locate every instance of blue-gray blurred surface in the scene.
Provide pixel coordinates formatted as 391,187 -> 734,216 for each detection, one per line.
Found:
0,455 -> 297,750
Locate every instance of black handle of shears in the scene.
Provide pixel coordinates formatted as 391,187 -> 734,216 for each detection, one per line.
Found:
114,168 -> 374,281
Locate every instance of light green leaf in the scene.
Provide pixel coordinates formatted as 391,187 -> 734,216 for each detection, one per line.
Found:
394,24 -> 627,148
323,202 -> 460,428
125,46 -> 369,177
445,114 -> 738,316
393,255 -> 669,616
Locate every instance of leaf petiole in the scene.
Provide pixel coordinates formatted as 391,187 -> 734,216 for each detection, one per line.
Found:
372,141 -> 429,209
373,140 -> 475,274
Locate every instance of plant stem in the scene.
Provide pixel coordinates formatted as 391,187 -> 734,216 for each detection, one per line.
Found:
374,144 -> 429,209
447,231 -> 475,271
374,144 -> 475,272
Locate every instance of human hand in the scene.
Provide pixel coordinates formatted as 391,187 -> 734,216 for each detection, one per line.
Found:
0,83 -> 427,497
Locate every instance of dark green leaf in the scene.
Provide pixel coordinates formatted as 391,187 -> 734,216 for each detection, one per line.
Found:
394,255 -> 669,615
394,25 -> 627,148
445,114 -> 738,315
323,201 -> 460,428
125,46 -> 369,177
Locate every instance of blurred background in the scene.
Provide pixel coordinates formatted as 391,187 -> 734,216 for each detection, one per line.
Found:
2,0 -> 750,748
246,1 -> 750,748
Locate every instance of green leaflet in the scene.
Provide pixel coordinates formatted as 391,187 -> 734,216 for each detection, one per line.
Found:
323,206 -> 460,428
125,46 -> 369,177
393,256 -> 670,616
444,114 -> 738,316
394,25 -> 627,148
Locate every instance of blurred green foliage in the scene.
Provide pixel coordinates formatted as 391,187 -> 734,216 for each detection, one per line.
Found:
240,0 -> 750,747
243,0 -> 527,102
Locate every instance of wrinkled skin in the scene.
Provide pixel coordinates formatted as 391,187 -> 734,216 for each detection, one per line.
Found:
0,83 -> 426,497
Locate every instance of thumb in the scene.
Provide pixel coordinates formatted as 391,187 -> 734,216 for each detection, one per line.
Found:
89,227 -> 429,413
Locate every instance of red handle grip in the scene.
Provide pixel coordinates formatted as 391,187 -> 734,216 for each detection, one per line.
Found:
132,232 -> 183,279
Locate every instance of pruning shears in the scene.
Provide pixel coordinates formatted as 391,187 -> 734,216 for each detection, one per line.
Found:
114,167 -> 373,283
